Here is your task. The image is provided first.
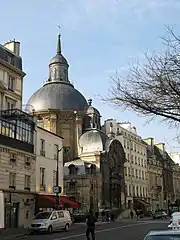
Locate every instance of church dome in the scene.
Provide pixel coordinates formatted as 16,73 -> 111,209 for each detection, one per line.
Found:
86,99 -> 100,116
26,33 -> 87,113
27,81 -> 87,112
79,129 -> 108,153
49,54 -> 68,65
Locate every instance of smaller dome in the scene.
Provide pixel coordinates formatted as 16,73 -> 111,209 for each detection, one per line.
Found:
86,99 -> 100,116
49,54 -> 68,66
79,129 -> 108,153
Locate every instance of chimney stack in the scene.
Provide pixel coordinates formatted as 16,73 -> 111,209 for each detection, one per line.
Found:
4,39 -> 20,56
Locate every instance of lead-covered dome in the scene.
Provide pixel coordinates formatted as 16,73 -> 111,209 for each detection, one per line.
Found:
27,81 -> 87,112
26,33 -> 88,113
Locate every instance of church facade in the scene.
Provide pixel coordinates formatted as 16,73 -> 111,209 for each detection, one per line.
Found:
26,34 -> 126,211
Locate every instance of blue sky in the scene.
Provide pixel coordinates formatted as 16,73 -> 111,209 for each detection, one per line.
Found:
1,0 -> 180,152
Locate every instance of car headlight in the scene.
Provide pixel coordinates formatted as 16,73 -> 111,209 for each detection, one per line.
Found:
42,222 -> 48,226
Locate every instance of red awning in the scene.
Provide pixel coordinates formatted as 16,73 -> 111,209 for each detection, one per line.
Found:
36,194 -> 80,209
37,194 -> 63,209
60,196 -> 80,208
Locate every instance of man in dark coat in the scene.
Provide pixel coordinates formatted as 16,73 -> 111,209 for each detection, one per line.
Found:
86,209 -> 97,240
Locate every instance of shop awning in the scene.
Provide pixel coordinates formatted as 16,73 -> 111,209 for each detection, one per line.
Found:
36,194 -> 80,209
60,196 -> 80,208
134,198 -> 150,206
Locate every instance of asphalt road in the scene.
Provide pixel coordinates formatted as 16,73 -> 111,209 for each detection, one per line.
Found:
16,220 -> 168,240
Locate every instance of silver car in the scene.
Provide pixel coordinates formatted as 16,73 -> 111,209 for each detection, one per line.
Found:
29,210 -> 72,233
144,230 -> 180,239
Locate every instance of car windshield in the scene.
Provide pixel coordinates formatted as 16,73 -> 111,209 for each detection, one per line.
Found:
146,236 -> 180,240
35,212 -> 52,220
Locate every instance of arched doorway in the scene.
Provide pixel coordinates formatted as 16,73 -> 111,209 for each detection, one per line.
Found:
108,140 -> 126,209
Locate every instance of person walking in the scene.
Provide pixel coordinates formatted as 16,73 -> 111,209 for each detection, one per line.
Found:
86,209 -> 97,240
130,210 -> 134,220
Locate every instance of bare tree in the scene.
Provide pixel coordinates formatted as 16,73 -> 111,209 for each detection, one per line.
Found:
108,28 -> 180,128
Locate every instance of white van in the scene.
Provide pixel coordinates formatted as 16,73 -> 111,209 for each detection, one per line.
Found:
29,210 -> 72,233
168,212 -> 180,230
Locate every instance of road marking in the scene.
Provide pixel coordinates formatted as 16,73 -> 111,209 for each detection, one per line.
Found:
53,222 -> 157,240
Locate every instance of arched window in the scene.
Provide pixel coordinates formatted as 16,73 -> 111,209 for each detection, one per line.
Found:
90,164 -> 96,174
68,164 -> 77,175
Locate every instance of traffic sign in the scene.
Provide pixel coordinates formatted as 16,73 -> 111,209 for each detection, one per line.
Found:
53,186 -> 62,193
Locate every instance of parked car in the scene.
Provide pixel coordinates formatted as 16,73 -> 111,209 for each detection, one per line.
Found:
168,211 -> 180,230
144,230 -> 180,239
28,210 -> 72,233
73,211 -> 87,222
152,211 -> 168,219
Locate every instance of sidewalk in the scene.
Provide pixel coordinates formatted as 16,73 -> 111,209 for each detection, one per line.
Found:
0,228 -> 29,240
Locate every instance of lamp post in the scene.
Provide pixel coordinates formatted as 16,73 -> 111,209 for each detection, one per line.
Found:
54,147 -> 63,208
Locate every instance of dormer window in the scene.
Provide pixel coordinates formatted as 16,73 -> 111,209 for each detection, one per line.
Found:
90,164 -> 96,174
69,164 -> 77,175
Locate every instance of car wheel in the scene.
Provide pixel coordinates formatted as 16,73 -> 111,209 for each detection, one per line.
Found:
48,225 -> 53,234
64,224 -> 69,232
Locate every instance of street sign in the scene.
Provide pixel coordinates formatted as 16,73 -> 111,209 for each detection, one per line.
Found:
53,186 -> 59,193
53,186 -> 62,193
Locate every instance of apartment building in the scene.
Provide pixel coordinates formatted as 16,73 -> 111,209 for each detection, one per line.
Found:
35,127 -> 64,195
0,109 -> 36,228
102,120 -> 149,210
0,40 -> 25,111
144,138 -> 176,211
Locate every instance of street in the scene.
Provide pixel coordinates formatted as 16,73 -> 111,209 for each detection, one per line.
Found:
10,220 -> 168,240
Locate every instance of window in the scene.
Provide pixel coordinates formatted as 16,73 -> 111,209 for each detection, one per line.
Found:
25,156 -> 31,167
8,75 -> 15,91
69,165 -> 77,175
51,212 -> 57,220
37,119 -> 44,128
57,211 -> 64,218
40,167 -> 45,190
9,173 -> 16,189
69,182 -> 76,191
136,169 -> 138,178
25,175 -> 31,190
124,167 -> 127,176
6,101 -> 15,110
10,152 -> 17,163
53,170 -> 57,186
54,144 -> 58,160
7,56 -> 14,65
40,139 -> 45,156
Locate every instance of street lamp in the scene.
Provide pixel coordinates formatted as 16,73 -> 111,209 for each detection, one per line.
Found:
53,147 -> 63,209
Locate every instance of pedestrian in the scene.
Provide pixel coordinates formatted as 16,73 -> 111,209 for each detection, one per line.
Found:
130,210 -> 134,219
86,209 -> 97,240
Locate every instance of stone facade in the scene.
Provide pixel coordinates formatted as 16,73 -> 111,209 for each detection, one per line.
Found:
64,139 -> 126,211
0,40 -> 25,111
102,120 -> 149,210
144,138 -> 164,210
172,164 -> 180,203
144,138 -> 179,211
0,144 -> 36,228
35,126 -> 64,194
34,110 -> 84,162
